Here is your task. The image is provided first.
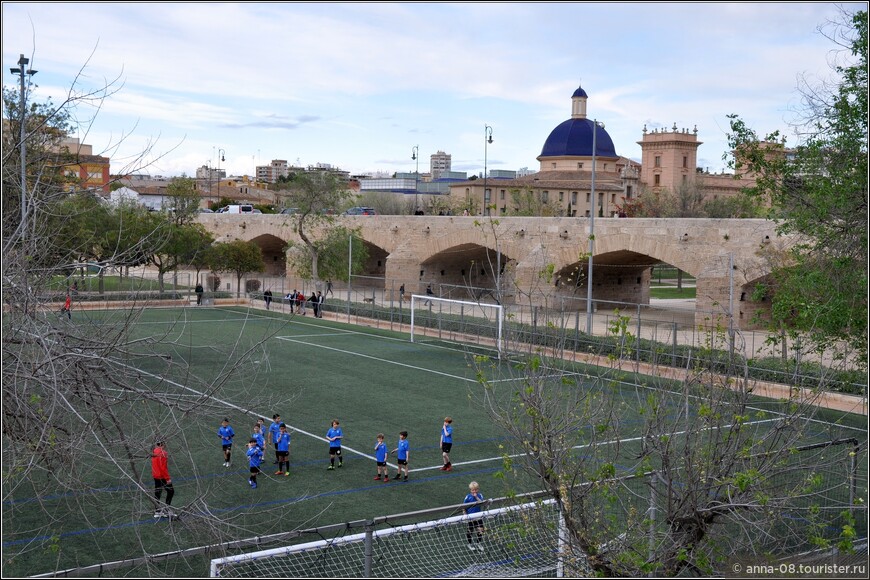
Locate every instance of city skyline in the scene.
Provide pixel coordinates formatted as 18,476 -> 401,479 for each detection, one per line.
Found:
3,2 -> 860,179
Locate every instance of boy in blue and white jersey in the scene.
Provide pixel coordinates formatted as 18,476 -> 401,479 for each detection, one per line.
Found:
246,439 -> 264,489
326,419 -> 343,469
268,414 -> 282,465
218,417 -> 235,467
390,431 -> 410,481
275,424 -> 291,476
373,433 -> 388,481
463,481 -> 485,550
440,417 -> 454,471
252,423 -> 265,451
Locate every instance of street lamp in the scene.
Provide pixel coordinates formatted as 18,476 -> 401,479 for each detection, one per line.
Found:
585,119 -> 604,334
483,124 -> 493,216
411,145 -> 419,214
10,53 -> 37,238
217,148 -> 225,203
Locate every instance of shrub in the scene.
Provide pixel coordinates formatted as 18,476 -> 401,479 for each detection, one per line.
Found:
246,279 -> 262,293
207,275 -> 221,292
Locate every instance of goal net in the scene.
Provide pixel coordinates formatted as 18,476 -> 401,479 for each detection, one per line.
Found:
210,499 -> 563,578
409,295 -> 504,358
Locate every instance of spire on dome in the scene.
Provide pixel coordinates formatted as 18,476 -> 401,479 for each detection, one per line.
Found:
571,85 -> 588,119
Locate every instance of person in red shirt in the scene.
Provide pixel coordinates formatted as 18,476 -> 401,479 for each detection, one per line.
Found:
61,293 -> 72,319
151,441 -> 174,518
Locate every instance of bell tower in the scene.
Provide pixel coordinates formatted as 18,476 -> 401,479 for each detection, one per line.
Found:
638,123 -> 702,191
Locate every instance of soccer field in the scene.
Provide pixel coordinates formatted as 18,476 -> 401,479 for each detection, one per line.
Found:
3,305 -> 866,577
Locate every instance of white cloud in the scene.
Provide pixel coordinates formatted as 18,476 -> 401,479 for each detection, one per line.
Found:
4,2 -> 863,176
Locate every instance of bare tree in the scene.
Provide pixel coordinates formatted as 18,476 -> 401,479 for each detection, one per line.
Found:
461,198 -> 863,575
471,295 -> 864,575
2,51 -> 295,576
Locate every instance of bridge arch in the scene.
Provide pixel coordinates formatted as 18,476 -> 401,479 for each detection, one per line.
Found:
248,233 -> 288,275
419,242 -> 516,300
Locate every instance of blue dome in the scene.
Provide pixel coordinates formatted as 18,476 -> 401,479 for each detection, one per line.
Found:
540,118 -> 617,158
572,86 -> 588,98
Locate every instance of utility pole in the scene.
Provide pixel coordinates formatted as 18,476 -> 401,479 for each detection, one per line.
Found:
10,53 -> 37,239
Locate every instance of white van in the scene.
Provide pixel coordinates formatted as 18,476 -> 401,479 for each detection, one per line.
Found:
223,204 -> 254,214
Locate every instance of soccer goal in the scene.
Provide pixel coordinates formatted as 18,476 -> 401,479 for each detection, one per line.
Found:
409,295 -> 504,358
210,499 -> 564,578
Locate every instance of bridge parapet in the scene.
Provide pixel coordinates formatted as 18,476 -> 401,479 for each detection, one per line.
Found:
196,215 -> 789,330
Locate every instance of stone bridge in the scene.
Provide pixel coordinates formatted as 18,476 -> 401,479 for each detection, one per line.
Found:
196,215 -> 788,330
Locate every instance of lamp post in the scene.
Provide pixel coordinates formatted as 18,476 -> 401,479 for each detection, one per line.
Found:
217,148 -> 225,204
411,145 -> 419,214
483,124 -> 493,216
10,53 -> 37,238
585,119 -> 603,334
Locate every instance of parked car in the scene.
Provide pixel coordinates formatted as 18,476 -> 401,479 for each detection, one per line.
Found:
218,204 -> 254,214
342,206 -> 378,216
280,207 -> 299,215
198,208 -> 214,213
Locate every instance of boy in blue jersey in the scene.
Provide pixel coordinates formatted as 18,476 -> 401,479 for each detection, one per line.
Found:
218,417 -> 235,467
252,423 -> 265,452
275,423 -> 291,476
373,433 -> 389,481
326,419 -> 343,469
463,481 -> 485,551
389,431 -> 410,481
246,439 -> 264,489
268,414 -> 282,465
440,417 -> 454,471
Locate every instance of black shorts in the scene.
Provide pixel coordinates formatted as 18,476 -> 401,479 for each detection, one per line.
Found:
466,519 -> 484,533
329,447 -> 342,456
397,459 -> 408,466
441,443 -> 452,453
153,478 -> 171,491
277,451 -> 288,460
377,461 -> 387,467
222,444 -> 232,450
250,466 -> 260,474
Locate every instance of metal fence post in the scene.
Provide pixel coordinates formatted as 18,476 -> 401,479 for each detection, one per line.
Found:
636,303 -> 642,365
648,471 -> 657,577
363,520 -> 374,577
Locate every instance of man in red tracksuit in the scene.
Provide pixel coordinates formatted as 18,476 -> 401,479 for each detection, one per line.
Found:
151,441 -> 175,518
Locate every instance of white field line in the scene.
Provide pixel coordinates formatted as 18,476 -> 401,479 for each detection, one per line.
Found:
107,358 -> 386,466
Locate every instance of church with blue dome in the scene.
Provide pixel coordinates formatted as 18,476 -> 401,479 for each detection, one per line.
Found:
538,86 -> 618,160
451,85 -> 641,217
448,84 -> 749,217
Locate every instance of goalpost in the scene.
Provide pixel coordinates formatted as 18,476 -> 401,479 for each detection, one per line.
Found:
210,499 -> 564,578
409,295 -> 504,358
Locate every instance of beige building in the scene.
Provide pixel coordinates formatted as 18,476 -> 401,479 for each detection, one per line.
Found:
430,150 -> 451,180
450,85 -> 752,216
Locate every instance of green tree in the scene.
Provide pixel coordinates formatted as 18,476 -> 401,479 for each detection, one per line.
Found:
279,172 -> 353,287
508,188 -> 563,216
287,226 -> 369,283
181,227 -> 217,285
210,239 -> 265,297
726,8 -> 867,365
164,175 -> 201,224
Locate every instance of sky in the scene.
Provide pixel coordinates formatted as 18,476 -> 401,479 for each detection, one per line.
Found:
2,2 -> 862,179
